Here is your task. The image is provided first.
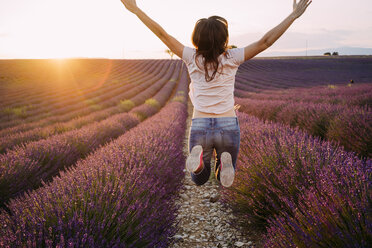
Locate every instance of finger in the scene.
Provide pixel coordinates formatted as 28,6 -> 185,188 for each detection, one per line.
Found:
301,0 -> 312,14
301,0 -> 311,10
298,0 -> 307,9
299,0 -> 307,7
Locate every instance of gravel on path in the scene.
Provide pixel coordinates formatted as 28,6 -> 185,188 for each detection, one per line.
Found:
169,101 -> 255,248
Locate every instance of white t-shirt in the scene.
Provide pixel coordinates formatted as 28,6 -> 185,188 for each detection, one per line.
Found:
182,46 -> 245,114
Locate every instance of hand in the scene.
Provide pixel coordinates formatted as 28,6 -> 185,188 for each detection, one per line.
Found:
292,0 -> 312,19
120,0 -> 138,13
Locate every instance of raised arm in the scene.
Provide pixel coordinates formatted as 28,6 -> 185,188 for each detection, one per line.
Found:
243,0 -> 312,61
120,0 -> 184,58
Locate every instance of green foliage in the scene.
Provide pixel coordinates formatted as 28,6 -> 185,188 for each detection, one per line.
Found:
118,99 -> 135,112
89,104 -> 102,111
145,98 -> 160,109
84,99 -> 98,105
172,95 -> 186,103
132,112 -> 147,122
85,99 -> 102,112
3,105 -> 30,118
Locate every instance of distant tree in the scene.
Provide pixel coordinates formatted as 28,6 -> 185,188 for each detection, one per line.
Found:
324,52 -> 331,56
165,49 -> 174,59
332,51 -> 339,56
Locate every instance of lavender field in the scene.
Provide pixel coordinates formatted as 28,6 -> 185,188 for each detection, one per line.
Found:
0,56 -> 371,247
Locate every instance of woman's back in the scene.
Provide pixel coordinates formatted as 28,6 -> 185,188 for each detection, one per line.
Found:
182,46 -> 245,115
120,0 -> 312,188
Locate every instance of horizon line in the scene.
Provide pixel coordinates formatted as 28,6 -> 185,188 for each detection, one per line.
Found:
1,54 -> 372,60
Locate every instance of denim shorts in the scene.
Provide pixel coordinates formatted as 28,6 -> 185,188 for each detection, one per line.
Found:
188,117 -> 240,186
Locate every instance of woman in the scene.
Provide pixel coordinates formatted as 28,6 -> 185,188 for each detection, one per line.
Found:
120,0 -> 312,187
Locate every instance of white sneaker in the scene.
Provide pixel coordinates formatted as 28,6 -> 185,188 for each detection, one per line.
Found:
186,145 -> 204,173
220,152 -> 235,187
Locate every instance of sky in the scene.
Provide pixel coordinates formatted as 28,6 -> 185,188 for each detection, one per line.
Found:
0,0 -> 371,59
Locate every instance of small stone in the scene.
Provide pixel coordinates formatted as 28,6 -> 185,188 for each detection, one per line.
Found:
247,241 -> 253,245
210,194 -> 220,203
203,193 -> 210,198
180,193 -> 189,201
172,234 -> 183,242
235,241 -> 245,247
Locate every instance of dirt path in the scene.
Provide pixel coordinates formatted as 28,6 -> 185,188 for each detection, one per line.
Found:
169,101 -> 255,248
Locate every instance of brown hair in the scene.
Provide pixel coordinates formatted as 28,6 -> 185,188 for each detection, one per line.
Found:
192,16 -> 229,82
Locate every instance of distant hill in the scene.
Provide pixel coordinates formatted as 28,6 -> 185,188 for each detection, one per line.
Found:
260,47 -> 372,57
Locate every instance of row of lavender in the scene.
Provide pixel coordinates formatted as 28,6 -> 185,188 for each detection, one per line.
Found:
0,59 -> 156,109
222,111 -> 371,247
0,95 -> 188,247
0,61 -> 182,153
235,95 -> 372,158
236,57 -> 372,91
0,62 -> 187,206
3,56 -> 371,110
0,60 -> 171,129
0,59 -> 119,106
0,60 -> 173,137
235,83 -> 372,108
0,59 -> 130,114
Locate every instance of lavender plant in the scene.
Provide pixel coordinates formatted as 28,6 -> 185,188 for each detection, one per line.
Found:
236,98 -> 372,157
0,99 -> 187,247
0,112 -> 140,206
0,61 -> 183,153
0,59 -> 155,124
0,60 -> 171,135
222,111 -> 371,247
236,83 -> 372,108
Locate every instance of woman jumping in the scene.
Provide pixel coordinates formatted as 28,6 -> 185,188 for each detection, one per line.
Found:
120,0 -> 312,187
